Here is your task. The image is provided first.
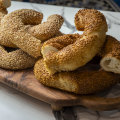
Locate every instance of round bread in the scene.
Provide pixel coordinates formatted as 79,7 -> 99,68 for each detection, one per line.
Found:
1,9 -> 43,57
0,25 -> 30,48
100,35 -> 120,74
42,34 -> 80,56
41,9 -> 108,74
0,0 -> 11,25
0,45 -> 36,70
0,7 -> 7,20
0,13 -> 64,48
0,0 -> 10,28
0,0 -> 15,47
34,59 -> 119,94
0,0 -> 11,9
29,14 -> 64,42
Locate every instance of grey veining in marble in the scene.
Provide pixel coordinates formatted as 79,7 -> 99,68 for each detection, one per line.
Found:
104,14 -> 120,30
60,7 -> 76,34
0,83 -> 55,120
30,3 -> 42,12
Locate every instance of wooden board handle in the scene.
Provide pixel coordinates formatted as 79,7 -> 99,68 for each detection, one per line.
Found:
80,96 -> 120,111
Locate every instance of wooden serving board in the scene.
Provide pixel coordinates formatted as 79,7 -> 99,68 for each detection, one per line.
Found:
0,68 -> 120,111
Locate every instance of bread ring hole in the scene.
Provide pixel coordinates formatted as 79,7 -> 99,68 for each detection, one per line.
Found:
104,59 -> 111,66
4,47 -> 18,52
103,59 -> 113,70
101,57 -> 120,74
82,57 -> 101,71
88,56 -> 101,65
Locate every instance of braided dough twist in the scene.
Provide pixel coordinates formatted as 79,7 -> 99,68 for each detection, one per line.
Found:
34,59 -> 119,94
42,9 -> 108,74
1,9 -> 63,57
100,35 -> 120,74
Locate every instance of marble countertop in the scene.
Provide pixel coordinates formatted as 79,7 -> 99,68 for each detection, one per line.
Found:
0,1 -> 120,120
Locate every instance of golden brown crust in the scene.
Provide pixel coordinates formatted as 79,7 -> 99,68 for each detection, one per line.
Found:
42,9 -> 108,74
0,25 -> 32,48
0,30 -> 17,47
0,0 -> 11,9
100,35 -> 120,74
0,10 -> 64,56
34,59 -> 119,94
0,27 -> 63,48
0,0 -> 10,24
75,9 -> 108,33
100,35 -> 120,59
0,7 -> 7,20
0,2 -> 37,69
1,9 -> 43,57
0,0 -> 15,47
54,31 -> 64,37
29,14 -> 64,42
43,34 -> 80,50
0,45 -> 36,70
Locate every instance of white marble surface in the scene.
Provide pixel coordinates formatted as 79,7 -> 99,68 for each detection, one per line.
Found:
0,1 -> 120,120
0,83 -> 55,120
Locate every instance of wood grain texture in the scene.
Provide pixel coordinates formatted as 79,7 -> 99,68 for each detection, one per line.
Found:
0,67 -> 120,111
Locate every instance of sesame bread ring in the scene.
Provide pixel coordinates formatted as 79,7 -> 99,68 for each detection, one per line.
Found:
0,28 -> 63,48
0,13 -> 64,48
0,0 -> 10,24
0,30 -> 63,49
1,9 -> 43,58
0,25 -> 30,48
42,34 -> 80,55
0,10 -> 63,56
29,14 -> 64,42
34,59 -> 119,94
0,0 -> 15,47
54,31 -> 64,37
100,35 -> 120,74
41,9 -> 108,74
0,7 -> 7,21
0,0 -> 11,9
0,45 -> 36,70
